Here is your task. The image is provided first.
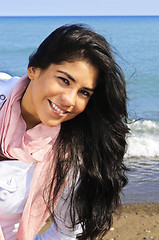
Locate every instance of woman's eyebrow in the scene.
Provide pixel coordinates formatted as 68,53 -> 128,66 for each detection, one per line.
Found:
83,87 -> 95,92
57,70 -> 95,92
57,70 -> 75,82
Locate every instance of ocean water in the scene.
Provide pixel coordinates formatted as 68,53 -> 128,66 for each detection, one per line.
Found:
0,16 -> 159,203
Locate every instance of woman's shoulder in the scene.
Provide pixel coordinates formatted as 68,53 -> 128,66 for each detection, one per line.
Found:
0,72 -> 20,108
0,72 -> 12,80
0,72 -> 20,84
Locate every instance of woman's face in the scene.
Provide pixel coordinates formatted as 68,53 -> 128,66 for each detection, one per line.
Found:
21,60 -> 98,129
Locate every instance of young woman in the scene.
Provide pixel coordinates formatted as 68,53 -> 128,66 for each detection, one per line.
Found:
0,24 -> 129,240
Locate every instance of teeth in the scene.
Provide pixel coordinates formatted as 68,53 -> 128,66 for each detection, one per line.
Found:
50,102 -> 64,114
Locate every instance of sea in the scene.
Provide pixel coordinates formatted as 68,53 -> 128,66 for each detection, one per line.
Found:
0,16 -> 159,203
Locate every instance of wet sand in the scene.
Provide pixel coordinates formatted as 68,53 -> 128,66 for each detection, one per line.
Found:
39,202 -> 159,240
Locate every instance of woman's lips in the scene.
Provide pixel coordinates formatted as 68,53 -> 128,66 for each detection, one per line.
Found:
48,100 -> 70,116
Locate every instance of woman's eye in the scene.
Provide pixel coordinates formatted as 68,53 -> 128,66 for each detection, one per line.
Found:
80,90 -> 90,97
59,77 -> 70,85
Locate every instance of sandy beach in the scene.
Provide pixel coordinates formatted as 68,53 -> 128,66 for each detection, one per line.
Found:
104,203 -> 159,240
39,202 -> 159,240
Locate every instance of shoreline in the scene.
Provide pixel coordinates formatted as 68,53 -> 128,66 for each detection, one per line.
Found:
39,202 -> 159,239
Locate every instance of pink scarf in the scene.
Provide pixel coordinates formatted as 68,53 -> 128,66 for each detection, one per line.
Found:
0,75 -> 61,163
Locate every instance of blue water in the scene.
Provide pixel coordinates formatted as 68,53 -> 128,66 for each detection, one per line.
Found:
0,16 -> 159,203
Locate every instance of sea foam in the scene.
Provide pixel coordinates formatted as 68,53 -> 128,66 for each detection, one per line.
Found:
125,120 -> 159,158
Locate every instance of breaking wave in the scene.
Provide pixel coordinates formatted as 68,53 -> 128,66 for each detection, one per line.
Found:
125,120 -> 159,158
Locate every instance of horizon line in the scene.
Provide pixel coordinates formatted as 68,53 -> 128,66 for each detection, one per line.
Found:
0,15 -> 159,17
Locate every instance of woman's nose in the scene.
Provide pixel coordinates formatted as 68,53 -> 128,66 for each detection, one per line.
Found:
60,89 -> 77,107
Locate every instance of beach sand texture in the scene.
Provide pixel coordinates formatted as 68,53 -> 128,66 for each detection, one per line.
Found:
39,202 -> 159,240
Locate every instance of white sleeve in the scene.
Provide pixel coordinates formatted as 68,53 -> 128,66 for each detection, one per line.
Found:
34,221 -> 82,240
33,179 -> 82,240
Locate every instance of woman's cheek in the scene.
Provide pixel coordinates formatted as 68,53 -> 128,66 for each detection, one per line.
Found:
77,99 -> 89,114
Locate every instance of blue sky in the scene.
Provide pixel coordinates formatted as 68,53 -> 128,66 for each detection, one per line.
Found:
0,0 -> 158,16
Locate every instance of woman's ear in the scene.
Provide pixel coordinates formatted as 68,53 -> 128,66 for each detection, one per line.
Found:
28,67 -> 40,80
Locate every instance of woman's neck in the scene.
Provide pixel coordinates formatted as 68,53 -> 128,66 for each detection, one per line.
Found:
20,83 -> 41,130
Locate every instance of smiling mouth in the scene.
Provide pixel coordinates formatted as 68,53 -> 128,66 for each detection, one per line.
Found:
48,100 -> 69,115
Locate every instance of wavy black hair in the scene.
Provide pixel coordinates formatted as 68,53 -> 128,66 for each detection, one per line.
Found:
28,24 -> 129,239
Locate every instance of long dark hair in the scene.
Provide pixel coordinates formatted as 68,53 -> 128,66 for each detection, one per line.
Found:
29,24 -> 129,239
